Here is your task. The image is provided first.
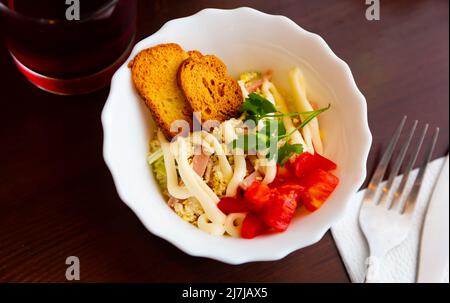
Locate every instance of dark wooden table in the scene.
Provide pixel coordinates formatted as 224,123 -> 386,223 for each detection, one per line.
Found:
0,0 -> 448,283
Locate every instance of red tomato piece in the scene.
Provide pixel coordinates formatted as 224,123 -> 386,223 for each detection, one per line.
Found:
241,213 -> 268,239
300,169 -> 339,212
294,152 -> 337,177
314,153 -> 337,171
294,152 -> 316,177
217,197 -> 249,214
261,190 -> 298,232
244,181 -> 271,211
274,182 -> 305,201
276,162 -> 294,179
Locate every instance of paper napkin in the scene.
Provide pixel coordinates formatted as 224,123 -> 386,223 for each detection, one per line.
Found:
331,157 -> 449,283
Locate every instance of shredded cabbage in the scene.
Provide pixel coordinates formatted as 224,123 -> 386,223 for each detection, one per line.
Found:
151,156 -> 168,197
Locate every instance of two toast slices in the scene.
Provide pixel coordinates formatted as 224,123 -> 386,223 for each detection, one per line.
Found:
129,43 -> 243,139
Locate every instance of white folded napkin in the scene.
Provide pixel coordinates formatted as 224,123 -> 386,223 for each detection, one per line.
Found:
331,156 -> 449,283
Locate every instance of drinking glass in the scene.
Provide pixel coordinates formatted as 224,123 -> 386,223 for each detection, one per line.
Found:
0,0 -> 137,95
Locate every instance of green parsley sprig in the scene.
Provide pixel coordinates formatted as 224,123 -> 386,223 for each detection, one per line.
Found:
230,93 -> 330,166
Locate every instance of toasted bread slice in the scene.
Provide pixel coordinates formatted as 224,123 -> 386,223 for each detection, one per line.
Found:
178,55 -> 243,122
129,44 -> 202,139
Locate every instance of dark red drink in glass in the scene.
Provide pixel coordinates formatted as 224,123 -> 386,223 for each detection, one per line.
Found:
0,0 -> 136,95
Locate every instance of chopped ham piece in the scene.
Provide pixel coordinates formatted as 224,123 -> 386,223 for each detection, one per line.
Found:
168,196 -> 178,208
246,79 -> 265,93
168,147 -> 209,208
245,70 -> 273,93
192,146 -> 210,177
310,101 -> 319,110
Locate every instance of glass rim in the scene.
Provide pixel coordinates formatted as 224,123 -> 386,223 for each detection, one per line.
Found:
0,0 -> 120,25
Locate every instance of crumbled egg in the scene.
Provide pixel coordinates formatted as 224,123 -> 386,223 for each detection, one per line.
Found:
239,71 -> 261,83
207,158 -> 229,197
173,197 -> 204,224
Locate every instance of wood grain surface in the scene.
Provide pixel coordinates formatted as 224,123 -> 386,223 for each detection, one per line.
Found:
0,0 -> 448,282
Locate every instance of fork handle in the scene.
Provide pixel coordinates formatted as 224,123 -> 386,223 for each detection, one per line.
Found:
364,256 -> 382,283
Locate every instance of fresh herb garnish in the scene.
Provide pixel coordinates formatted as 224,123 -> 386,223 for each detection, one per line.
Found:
240,93 -> 277,124
276,143 -> 303,166
231,93 -> 330,166
279,104 -> 330,140
260,119 -> 286,138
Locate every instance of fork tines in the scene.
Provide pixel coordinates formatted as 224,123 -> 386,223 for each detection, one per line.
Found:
368,116 -> 439,213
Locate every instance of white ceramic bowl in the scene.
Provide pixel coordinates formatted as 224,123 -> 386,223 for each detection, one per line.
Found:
101,7 -> 372,264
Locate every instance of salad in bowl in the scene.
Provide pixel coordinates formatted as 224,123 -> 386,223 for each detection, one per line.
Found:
102,7 -> 371,263
137,45 -> 339,238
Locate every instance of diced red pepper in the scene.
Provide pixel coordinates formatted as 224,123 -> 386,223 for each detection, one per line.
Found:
276,162 -> 294,180
294,152 -> 337,177
238,153 -> 338,238
313,153 -> 337,172
217,197 -> 249,214
300,169 -> 339,212
244,181 -> 271,211
273,182 -> 305,202
241,213 -> 268,239
294,152 -> 316,177
261,190 -> 298,232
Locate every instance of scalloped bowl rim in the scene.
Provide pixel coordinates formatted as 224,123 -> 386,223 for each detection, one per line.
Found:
101,7 -> 372,264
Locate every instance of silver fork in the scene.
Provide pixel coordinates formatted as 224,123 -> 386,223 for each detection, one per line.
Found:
359,116 -> 439,283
